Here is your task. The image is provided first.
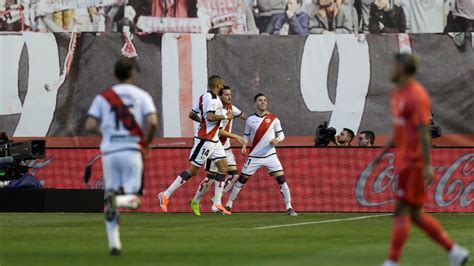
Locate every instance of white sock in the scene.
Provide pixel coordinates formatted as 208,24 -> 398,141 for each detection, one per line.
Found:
226,181 -> 244,208
280,182 -> 292,210
193,177 -> 215,202
223,174 -> 239,194
164,175 -> 186,198
115,195 -> 140,209
105,211 -> 121,250
213,181 -> 224,206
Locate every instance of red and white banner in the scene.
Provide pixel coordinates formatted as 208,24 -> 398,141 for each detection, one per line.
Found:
33,147 -> 474,213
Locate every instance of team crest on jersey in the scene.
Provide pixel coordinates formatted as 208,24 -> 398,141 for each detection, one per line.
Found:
265,118 -> 271,123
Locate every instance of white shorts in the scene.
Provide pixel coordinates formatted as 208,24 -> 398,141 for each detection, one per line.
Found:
205,148 -> 236,174
241,154 -> 283,176
189,138 -> 226,167
102,150 -> 143,194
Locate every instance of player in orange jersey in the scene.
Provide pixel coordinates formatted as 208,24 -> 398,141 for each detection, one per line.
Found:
374,53 -> 469,266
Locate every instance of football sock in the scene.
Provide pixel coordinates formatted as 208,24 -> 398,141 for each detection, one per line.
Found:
279,182 -> 293,210
388,215 -> 410,262
223,171 -> 239,194
115,195 -> 140,209
226,176 -> 248,208
193,176 -> 215,202
213,173 -> 226,206
414,213 -> 454,251
105,195 -> 121,250
275,176 -> 293,209
164,171 -> 191,198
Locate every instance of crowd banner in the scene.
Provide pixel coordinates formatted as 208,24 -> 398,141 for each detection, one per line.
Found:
31,147 -> 474,213
0,33 -> 472,144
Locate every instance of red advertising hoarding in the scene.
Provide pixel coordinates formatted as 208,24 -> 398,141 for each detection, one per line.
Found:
33,148 -> 473,213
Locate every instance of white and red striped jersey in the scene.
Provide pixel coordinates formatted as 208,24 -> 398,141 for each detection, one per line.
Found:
87,84 -> 156,153
191,91 -> 224,142
219,104 -> 242,149
244,113 -> 285,158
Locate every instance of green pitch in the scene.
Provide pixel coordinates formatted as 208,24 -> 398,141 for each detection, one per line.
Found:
0,213 -> 472,266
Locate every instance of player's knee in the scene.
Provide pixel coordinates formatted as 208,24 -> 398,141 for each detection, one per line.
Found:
180,170 -> 193,181
207,173 -> 217,180
275,175 -> 286,185
238,175 -> 249,184
216,173 -> 226,182
228,170 -> 238,176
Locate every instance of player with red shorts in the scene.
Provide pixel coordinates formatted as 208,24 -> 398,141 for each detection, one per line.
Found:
374,53 -> 469,266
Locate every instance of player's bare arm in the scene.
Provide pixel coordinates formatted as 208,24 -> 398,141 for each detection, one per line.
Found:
188,111 -> 202,123
219,129 -> 247,148
419,124 -> 433,187
237,113 -> 248,120
206,109 -> 232,122
145,113 -> 159,151
85,116 -> 101,134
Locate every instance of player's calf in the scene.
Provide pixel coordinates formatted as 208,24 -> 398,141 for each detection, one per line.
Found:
225,175 -> 249,210
104,191 -> 122,255
274,175 -> 297,216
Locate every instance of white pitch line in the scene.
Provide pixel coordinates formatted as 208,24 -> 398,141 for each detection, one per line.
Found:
254,214 -> 392,230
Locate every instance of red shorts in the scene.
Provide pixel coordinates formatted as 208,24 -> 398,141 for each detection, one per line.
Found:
396,166 -> 425,206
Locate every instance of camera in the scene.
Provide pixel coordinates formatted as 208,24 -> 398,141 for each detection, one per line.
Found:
430,120 -> 441,139
0,133 -> 46,181
314,121 -> 337,147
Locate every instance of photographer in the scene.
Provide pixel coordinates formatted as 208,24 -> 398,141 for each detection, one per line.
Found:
358,130 -> 375,147
333,128 -> 355,146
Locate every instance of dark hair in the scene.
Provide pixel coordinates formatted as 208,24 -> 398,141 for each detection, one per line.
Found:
254,93 -> 266,102
360,130 -> 375,145
219,85 -> 231,96
114,58 -> 134,81
394,52 -> 419,75
208,75 -> 222,89
343,128 -> 355,142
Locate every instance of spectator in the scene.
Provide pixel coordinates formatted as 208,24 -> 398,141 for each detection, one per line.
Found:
368,0 -> 406,33
53,9 -> 75,31
444,0 -> 474,32
272,0 -> 310,35
309,0 -> 354,34
401,0 -> 448,33
197,0 -> 258,34
358,130 -> 375,147
334,128 -> 355,146
256,0 -> 286,34
354,0 -> 373,32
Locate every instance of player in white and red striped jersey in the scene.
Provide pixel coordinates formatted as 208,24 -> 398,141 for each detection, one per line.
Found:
158,76 -> 246,215
225,93 -> 297,216
188,86 -> 247,216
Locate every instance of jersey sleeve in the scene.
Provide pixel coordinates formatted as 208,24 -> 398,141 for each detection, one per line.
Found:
243,118 -> 251,142
410,91 -> 431,127
274,118 -> 285,141
202,95 -> 217,114
232,105 -> 243,118
87,95 -> 104,120
142,92 -> 157,116
191,97 -> 200,114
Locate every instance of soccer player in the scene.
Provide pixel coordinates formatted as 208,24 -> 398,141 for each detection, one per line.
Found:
225,93 -> 297,216
375,53 -> 469,266
189,86 -> 247,216
158,76 -> 245,215
85,59 -> 158,255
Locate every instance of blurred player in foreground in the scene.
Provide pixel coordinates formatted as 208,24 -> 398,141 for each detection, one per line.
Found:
188,85 -> 247,216
374,53 -> 469,266
225,93 -> 297,216
158,76 -> 246,215
85,59 -> 158,255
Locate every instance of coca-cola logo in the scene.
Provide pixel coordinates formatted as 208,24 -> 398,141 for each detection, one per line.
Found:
356,153 -> 474,208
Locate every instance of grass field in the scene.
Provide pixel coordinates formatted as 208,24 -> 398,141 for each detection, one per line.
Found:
0,212 -> 472,266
